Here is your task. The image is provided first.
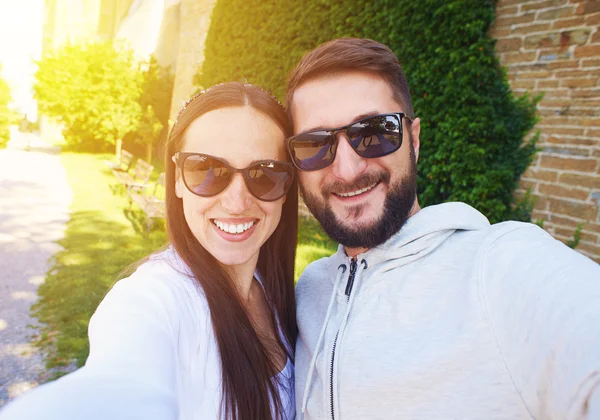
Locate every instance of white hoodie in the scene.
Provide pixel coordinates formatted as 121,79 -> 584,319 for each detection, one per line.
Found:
295,202 -> 600,420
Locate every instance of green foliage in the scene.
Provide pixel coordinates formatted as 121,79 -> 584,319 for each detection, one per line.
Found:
199,0 -> 539,223
34,42 -> 143,152
566,222 -> 582,249
128,57 -> 174,162
0,65 -> 13,148
139,57 -> 173,128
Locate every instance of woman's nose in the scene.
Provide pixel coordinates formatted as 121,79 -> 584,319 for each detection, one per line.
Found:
219,173 -> 253,214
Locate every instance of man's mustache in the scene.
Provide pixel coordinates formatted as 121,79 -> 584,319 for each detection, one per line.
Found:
322,171 -> 391,197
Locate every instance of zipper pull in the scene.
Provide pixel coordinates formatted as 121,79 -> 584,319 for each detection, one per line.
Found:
344,258 -> 358,297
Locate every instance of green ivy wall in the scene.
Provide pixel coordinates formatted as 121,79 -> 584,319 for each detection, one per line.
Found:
198,0 -> 539,223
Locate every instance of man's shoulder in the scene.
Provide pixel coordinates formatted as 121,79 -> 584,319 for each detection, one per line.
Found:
296,255 -> 335,298
456,220 -> 550,252
482,220 -> 558,251
295,255 -> 340,326
485,220 -> 545,239
445,219 -> 593,274
479,220 -> 598,274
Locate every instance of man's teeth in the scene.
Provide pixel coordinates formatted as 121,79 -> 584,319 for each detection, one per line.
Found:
214,220 -> 255,234
337,183 -> 377,198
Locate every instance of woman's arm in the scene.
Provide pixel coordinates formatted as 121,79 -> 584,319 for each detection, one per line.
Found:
0,274 -> 181,420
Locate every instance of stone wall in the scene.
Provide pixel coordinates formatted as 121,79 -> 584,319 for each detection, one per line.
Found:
491,0 -> 600,263
97,0 -> 133,40
113,0 -> 166,60
42,0 -> 101,52
153,1 -> 181,69
169,0 -> 217,120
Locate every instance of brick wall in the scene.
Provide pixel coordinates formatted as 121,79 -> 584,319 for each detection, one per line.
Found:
490,0 -> 600,263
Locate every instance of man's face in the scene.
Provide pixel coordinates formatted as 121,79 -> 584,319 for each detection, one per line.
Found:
291,71 -> 421,252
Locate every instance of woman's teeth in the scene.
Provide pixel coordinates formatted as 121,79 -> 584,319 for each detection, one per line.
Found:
337,182 -> 378,198
214,220 -> 255,234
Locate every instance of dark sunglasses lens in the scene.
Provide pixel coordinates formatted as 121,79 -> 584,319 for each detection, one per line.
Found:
289,131 -> 336,171
182,155 -> 231,196
347,115 -> 402,158
246,162 -> 293,201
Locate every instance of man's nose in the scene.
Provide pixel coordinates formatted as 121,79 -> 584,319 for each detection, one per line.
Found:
220,174 -> 253,214
330,133 -> 368,183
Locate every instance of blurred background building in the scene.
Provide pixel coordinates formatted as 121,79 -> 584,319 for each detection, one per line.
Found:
40,0 -> 217,122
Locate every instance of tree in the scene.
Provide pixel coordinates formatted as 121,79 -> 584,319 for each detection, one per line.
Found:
0,65 -> 14,148
131,57 -> 174,162
34,41 -> 142,153
199,0 -> 539,223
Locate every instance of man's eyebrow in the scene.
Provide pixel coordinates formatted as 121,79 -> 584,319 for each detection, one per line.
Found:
298,111 -> 382,134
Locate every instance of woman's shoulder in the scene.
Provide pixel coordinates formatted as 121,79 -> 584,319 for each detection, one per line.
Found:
128,247 -> 203,295
96,247 -> 210,330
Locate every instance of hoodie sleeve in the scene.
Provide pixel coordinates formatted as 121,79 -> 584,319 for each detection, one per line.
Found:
0,274 -> 180,420
480,224 -> 600,420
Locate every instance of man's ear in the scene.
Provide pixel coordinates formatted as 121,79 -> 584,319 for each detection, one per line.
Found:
410,117 -> 421,162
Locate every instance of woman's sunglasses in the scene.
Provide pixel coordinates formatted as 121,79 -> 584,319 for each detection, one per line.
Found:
286,112 -> 412,171
172,152 -> 294,202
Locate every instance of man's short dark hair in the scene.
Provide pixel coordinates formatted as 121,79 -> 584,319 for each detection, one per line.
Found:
286,38 -> 414,117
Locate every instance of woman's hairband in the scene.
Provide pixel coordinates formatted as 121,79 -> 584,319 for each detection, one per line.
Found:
173,83 -> 285,128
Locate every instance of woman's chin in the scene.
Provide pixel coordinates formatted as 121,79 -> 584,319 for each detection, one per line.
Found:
210,249 -> 258,270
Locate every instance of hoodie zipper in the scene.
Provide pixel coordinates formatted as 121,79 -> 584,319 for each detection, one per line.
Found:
330,257 -> 357,420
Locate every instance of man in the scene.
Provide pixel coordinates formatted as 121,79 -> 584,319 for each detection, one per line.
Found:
286,38 -> 600,420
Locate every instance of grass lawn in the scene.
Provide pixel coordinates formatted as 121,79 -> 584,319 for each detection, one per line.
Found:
32,153 -> 167,375
33,152 -> 336,376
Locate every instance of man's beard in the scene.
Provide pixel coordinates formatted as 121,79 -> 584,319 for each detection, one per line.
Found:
300,143 -> 417,250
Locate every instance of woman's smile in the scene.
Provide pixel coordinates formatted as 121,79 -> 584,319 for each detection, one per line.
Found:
211,217 -> 259,242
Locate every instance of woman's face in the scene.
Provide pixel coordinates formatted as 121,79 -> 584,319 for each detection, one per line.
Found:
175,106 -> 288,269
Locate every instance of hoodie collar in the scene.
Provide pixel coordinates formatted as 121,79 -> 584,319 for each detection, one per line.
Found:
327,202 -> 490,280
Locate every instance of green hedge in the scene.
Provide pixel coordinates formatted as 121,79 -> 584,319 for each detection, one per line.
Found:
198,0 -> 539,223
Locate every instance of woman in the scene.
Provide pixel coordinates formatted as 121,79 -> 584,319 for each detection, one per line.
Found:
0,82 -> 298,419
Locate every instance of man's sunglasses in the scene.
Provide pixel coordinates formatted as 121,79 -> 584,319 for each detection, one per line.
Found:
286,113 -> 413,172
173,152 -> 294,202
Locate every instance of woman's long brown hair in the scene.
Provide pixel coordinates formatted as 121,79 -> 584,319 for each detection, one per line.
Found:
165,82 -> 298,420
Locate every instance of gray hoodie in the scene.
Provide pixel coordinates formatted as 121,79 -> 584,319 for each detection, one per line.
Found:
295,202 -> 600,420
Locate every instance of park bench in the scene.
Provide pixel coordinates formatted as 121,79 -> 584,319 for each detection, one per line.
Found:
128,172 -> 165,232
104,150 -> 134,173
114,158 -> 154,191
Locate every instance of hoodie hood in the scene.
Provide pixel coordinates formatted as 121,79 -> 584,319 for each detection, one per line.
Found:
326,201 -> 490,281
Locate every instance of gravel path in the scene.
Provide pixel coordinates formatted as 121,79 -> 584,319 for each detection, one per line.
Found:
0,129 -> 72,407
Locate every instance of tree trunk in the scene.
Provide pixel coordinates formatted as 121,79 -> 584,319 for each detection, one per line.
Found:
115,138 -> 122,159
146,142 -> 153,163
